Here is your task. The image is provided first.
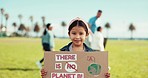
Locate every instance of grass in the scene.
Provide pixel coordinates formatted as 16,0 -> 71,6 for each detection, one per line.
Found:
0,37 -> 148,78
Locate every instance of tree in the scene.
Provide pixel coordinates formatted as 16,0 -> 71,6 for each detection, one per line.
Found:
25,27 -> 30,37
12,22 -> 17,33
18,24 -> 26,31
29,16 -> 33,27
34,22 -> 40,37
4,13 -> 9,27
129,23 -> 136,40
0,8 -> 4,29
104,22 -> 111,38
18,14 -> 23,24
61,21 -> 67,38
41,16 -> 45,28
104,22 -> 111,48
18,23 -> 26,36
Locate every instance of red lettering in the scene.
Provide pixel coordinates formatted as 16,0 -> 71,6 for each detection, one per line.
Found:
87,56 -> 95,62
55,63 -> 61,69
77,74 -> 83,78
56,54 -> 76,61
52,73 -> 57,77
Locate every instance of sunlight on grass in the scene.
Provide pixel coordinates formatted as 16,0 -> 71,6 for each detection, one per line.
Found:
0,38 -> 147,78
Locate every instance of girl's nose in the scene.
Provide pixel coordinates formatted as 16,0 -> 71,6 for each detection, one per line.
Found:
75,34 -> 80,38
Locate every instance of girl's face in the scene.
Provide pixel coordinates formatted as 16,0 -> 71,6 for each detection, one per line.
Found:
69,26 -> 88,47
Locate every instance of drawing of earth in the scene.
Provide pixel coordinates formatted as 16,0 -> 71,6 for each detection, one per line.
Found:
88,63 -> 101,75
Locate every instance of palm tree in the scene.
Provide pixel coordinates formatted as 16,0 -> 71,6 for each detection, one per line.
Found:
18,14 -> 23,25
61,21 -> 67,38
29,16 -> 33,27
4,13 -> 9,27
41,16 -> 45,28
34,22 -> 40,37
129,23 -> 136,40
18,24 -> 26,31
104,22 -> 111,48
1,8 -> 4,29
104,22 -> 111,38
18,23 -> 26,36
12,22 -> 17,33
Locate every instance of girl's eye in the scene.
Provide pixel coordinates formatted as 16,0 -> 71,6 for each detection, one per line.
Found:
72,32 -> 76,35
79,32 -> 83,35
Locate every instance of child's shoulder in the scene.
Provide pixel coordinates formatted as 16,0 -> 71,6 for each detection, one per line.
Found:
83,43 -> 94,52
60,42 -> 72,51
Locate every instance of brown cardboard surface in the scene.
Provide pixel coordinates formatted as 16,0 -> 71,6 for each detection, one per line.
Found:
44,51 -> 108,78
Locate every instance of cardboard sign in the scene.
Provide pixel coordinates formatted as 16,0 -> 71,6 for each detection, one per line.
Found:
44,51 -> 108,78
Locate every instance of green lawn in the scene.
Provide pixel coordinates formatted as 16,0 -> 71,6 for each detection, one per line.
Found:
0,37 -> 147,78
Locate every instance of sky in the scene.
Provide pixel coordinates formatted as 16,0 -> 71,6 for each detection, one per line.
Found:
0,0 -> 148,38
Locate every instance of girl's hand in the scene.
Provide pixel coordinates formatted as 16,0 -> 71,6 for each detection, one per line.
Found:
41,68 -> 47,78
105,73 -> 110,78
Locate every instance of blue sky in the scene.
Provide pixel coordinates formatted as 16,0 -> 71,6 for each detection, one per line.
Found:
0,0 -> 148,38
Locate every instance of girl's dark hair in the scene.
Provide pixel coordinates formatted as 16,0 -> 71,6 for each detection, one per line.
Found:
68,20 -> 88,35
43,23 -> 51,35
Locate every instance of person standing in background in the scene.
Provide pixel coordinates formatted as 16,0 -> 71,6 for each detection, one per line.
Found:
91,26 -> 104,51
85,10 -> 102,47
88,10 -> 102,33
84,23 -> 93,47
36,23 -> 55,69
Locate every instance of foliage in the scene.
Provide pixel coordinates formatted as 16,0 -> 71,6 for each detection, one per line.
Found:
61,21 -> 67,38
4,13 -> 9,20
29,16 -> 33,22
29,16 -> 34,27
0,8 -> 4,14
104,22 -> 111,29
0,8 -> 4,27
61,21 -> 66,27
41,16 -> 45,27
129,23 -> 136,31
12,22 -> 17,27
18,14 -> 23,24
34,23 -> 40,33
104,22 -> 111,38
18,24 -> 26,31
129,23 -> 136,39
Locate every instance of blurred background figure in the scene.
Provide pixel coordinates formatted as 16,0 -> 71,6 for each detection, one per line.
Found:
88,10 -> 102,34
85,10 -> 102,47
91,26 -> 104,51
36,23 -> 55,69
84,23 -> 93,47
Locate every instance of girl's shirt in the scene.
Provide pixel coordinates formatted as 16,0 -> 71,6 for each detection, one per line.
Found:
60,42 -> 94,52
42,30 -> 55,48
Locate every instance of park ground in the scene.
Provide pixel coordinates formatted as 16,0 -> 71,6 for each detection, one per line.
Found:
0,37 -> 148,78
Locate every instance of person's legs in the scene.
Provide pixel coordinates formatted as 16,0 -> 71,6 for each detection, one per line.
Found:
36,43 -> 50,69
36,60 -> 42,69
40,58 -> 44,63
43,43 -> 51,51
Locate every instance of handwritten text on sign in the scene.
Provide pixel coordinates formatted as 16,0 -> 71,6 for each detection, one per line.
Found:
51,73 -> 84,78
55,54 -> 77,61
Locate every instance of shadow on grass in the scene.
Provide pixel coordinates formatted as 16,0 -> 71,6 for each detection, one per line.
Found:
0,67 -> 39,71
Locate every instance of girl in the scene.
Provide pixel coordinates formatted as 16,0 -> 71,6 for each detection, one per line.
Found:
60,17 -> 93,52
41,17 -> 110,78
36,23 -> 55,69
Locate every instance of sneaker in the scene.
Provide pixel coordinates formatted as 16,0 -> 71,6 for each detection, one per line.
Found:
108,66 -> 111,70
36,61 -> 42,69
